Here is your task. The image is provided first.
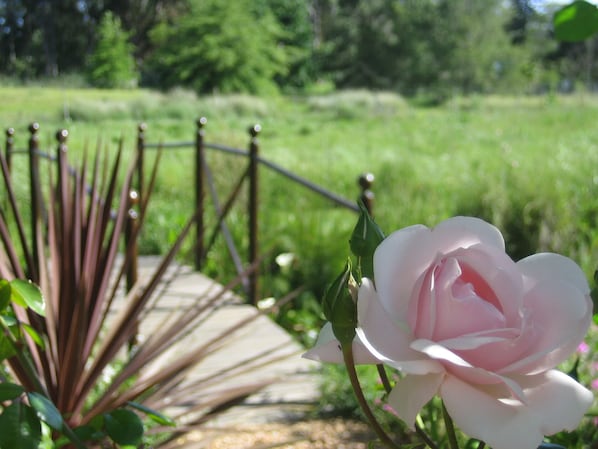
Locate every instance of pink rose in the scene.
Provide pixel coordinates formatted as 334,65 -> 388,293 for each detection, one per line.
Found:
305,216 -> 595,449
356,217 -> 594,449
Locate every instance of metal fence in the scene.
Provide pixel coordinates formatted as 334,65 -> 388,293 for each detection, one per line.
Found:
4,120 -> 375,304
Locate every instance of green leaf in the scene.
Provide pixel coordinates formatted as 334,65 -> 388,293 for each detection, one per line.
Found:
0,334 -> 16,362
0,382 -> 25,401
0,280 -> 10,311
27,392 -> 64,431
127,401 -> 176,427
104,409 -> 144,446
554,1 -> 598,42
73,424 -> 105,442
21,324 -> 45,350
0,314 -> 16,326
10,280 -> 45,317
0,402 -> 42,449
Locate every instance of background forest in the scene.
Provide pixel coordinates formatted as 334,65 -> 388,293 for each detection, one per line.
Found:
0,0 -> 595,102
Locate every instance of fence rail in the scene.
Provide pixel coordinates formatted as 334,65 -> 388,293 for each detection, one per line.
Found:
4,121 -> 375,305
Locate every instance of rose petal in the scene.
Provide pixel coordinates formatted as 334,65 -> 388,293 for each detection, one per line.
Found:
499,278 -> 592,374
441,370 -> 594,449
373,224 -> 431,321
357,280 -> 443,374
516,370 -> 594,434
302,322 -> 379,364
411,339 -> 528,400
438,329 -> 516,351
374,217 -> 505,322
448,244 -> 524,325
441,375 -> 544,449
387,373 -> 444,429
431,216 -> 505,253
518,252 -> 590,295
423,256 -> 508,341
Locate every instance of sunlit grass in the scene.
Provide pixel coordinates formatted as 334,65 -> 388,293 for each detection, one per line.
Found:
2,86 -> 597,444
3,87 -> 598,284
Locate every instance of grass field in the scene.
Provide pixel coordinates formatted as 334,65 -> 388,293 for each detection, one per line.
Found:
3,87 -> 598,446
4,86 -> 598,305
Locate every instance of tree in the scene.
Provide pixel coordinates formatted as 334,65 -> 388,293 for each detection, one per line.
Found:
258,0 -> 317,90
318,0 -> 527,97
86,11 -> 138,88
146,0 -> 287,94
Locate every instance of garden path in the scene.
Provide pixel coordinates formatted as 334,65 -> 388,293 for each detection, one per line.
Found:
124,256 -> 321,428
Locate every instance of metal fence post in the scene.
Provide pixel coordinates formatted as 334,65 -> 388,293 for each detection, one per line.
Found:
195,117 -> 207,270
28,123 -> 42,272
5,127 -> 14,173
56,129 -> 69,199
248,124 -> 261,305
358,173 -> 375,216
136,123 -> 146,204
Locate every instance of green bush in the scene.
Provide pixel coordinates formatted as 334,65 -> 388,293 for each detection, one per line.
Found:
86,12 -> 138,89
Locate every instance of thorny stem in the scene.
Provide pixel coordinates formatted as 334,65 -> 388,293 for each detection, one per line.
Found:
342,344 -> 402,449
376,364 -> 439,449
442,401 -> 460,449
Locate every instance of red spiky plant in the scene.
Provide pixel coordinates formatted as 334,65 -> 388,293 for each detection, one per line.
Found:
0,131 -> 294,448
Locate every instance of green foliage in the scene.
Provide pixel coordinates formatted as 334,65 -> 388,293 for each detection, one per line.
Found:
147,0 -> 288,94
103,409 -> 144,446
0,401 -> 42,449
257,0 -> 316,90
320,0 -> 528,98
87,12 -> 138,88
554,1 -> 598,42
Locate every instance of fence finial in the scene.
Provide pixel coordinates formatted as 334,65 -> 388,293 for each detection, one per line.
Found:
249,124 -> 261,138
56,129 -> 69,144
29,122 -> 40,136
358,173 -> 375,216
5,127 -> 15,141
5,128 -> 15,171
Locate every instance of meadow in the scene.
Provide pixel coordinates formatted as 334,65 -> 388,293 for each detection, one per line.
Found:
3,86 -> 598,446
4,87 -> 598,324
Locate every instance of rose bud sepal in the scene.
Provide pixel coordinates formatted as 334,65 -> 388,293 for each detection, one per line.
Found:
322,261 -> 358,346
349,202 -> 384,279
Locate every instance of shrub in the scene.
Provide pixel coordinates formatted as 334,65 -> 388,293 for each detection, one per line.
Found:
86,12 -> 138,89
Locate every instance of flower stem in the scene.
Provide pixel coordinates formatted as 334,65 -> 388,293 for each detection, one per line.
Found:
441,401 -> 460,449
376,364 -> 392,393
415,423 -> 440,449
342,344 -> 402,449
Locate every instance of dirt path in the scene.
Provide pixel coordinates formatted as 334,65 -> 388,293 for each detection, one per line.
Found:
182,418 -> 377,449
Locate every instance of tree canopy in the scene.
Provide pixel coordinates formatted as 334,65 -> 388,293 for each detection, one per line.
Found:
0,0 -> 595,96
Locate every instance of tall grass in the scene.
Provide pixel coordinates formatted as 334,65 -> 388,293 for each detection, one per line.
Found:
3,87 -> 598,328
